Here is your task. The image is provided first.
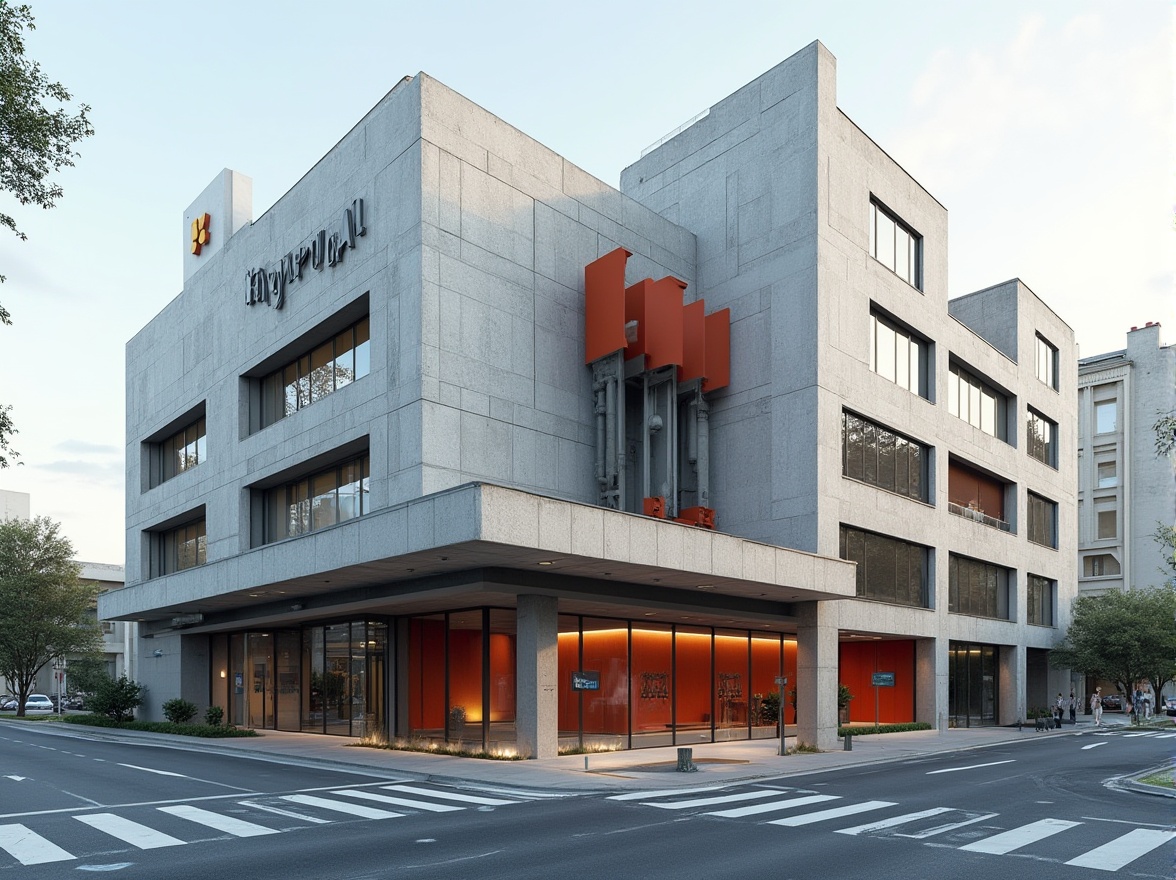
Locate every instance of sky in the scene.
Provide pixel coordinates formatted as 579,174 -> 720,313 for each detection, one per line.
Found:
0,0 -> 1170,564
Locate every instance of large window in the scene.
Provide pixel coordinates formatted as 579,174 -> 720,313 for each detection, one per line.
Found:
154,417 -> 206,485
1094,399 -> 1117,434
1026,409 -> 1057,468
869,311 -> 928,397
1027,492 -> 1057,548
259,317 -> 370,428
947,458 -> 1008,530
1096,507 -> 1117,540
263,455 -> 370,543
948,363 -> 1006,440
869,199 -> 922,289
1083,554 -> 1120,577
948,554 -> 1009,619
841,411 -> 928,501
839,525 -> 927,608
159,519 -> 206,575
1027,575 -> 1055,627
1035,334 -> 1058,390
1097,460 -> 1117,488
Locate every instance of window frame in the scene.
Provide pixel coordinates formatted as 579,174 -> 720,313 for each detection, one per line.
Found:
948,361 -> 1008,441
1027,574 -> 1055,627
841,410 -> 930,502
868,199 -> 923,290
1035,334 -> 1058,390
869,310 -> 930,398
948,553 -> 1010,620
1094,399 -> 1117,435
262,454 -> 371,545
155,517 -> 207,577
1026,408 -> 1057,468
838,524 -> 928,609
1027,491 -> 1058,548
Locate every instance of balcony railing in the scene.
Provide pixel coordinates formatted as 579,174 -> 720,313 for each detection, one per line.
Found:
949,502 -> 1011,532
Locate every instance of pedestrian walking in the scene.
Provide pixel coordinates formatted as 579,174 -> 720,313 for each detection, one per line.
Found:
1068,690 -> 1077,724
1091,688 -> 1103,726
1054,693 -> 1064,729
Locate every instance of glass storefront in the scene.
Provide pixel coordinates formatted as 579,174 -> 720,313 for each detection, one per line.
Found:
948,641 -> 998,727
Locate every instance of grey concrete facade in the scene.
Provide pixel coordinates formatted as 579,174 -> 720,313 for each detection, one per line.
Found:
109,40 -> 1077,752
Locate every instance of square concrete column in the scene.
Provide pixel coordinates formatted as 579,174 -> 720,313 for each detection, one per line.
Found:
516,594 -> 558,759
915,637 -> 947,730
795,601 -> 839,751
1000,643 -> 1026,726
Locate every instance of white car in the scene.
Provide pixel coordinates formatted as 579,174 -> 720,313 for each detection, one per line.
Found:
23,694 -> 54,713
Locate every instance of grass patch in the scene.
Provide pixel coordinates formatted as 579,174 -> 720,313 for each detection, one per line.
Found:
558,741 -> 624,756
1139,768 -> 1175,788
838,722 -> 934,737
348,734 -> 523,760
59,714 -> 259,738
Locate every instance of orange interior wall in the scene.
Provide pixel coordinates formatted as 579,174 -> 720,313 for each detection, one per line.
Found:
408,618 -> 445,731
488,633 -> 515,721
674,633 -> 712,724
840,640 -> 916,724
447,629 -> 483,722
582,628 -> 629,734
557,632 -> 580,731
631,628 -> 672,730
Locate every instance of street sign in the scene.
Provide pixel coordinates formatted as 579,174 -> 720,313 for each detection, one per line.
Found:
571,671 -> 600,691
872,672 -> 895,687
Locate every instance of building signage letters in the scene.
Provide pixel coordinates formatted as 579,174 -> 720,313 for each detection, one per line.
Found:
246,198 -> 366,310
571,671 -> 601,691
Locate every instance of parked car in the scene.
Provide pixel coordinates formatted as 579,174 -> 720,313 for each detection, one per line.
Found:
0,696 -> 15,711
23,694 -> 54,713
1164,697 -> 1176,717
1101,693 -> 1123,710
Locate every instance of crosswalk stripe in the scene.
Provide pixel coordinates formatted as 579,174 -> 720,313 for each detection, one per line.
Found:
1153,733 -> 1176,738
707,794 -> 839,819
237,800 -> 332,824
281,795 -> 403,820
894,813 -> 998,838
157,804 -> 280,837
769,800 -> 896,827
835,807 -> 956,836
1065,828 -> 1176,871
333,790 -> 464,812
645,790 -> 784,810
0,823 -> 74,865
382,785 -> 519,806
959,818 -> 1081,854
608,785 -> 730,801
75,813 -> 185,849
1122,733 -> 1157,738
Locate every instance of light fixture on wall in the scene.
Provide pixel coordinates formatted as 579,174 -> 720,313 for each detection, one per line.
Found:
152,649 -> 163,658
219,670 -> 226,679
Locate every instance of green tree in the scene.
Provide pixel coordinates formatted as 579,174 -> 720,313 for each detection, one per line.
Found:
0,3 -> 95,466
0,516 -> 101,716
1155,410 -> 1176,458
1050,586 -> 1176,700
87,673 -> 143,723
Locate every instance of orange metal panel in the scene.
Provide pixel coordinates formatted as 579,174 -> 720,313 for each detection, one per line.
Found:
675,506 -> 716,529
643,277 -> 686,370
678,300 -> 706,382
643,496 -> 666,518
702,308 -> 731,392
624,279 -> 649,361
584,248 -> 631,364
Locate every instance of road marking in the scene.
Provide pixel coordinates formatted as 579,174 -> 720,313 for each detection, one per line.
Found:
926,760 -> 1015,775
608,785 -> 729,801
706,794 -> 838,818
769,801 -> 896,827
157,804 -> 279,837
281,794 -> 403,820
1081,742 -> 1107,750
237,800 -> 332,824
645,790 -> 782,810
0,823 -> 75,865
959,818 -> 1081,854
383,785 -> 520,806
896,813 -> 998,838
334,790 -> 464,812
116,763 -> 188,778
835,807 -> 956,836
75,813 -> 185,849
3,776 -> 26,781
1065,828 -> 1176,871
1150,733 -> 1176,739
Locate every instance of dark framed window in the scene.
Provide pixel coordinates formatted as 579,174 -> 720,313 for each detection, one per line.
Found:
869,199 -> 922,289
148,415 -> 207,488
839,525 -> 927,608
869,311 -> 929,397
1027,575 -> 1055,626
1027,492 -> 1057,548
1026,409 -> 1057,468
948,362 -> 1007,441
1083,554 -> 1120,577
259,316 -> 370,429
842,411 -> 928,501
1035,334 -> 1058,390
948,554 -> 1009,619
947,458 -> 1009,531
159,519 -> 206,575
263,455 -> 370,543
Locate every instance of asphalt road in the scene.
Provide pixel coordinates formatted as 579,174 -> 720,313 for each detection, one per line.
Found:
0,723 -> 1172,879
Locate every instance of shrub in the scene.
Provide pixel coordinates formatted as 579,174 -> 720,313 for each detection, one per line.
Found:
87,674 -> 144,722
838,722 -> 933,736
205,705 -> 224,727
60,714 -> 258,738
162,698 -> 198,724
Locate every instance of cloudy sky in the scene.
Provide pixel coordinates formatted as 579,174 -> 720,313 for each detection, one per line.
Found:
0,0 -> 1170,563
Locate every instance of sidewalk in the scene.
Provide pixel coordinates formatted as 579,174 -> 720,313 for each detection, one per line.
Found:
16,713 -> 1137,795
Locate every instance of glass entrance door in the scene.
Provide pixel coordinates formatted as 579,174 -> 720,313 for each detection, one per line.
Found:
948,642 -> 998,727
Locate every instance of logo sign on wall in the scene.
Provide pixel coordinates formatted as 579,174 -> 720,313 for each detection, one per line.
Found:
571,671 -> 601,691
190,213 -> 211,255
247,198 -> 366,311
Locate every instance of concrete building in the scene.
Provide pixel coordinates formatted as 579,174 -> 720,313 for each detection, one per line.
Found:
105,41 -> 1077,755
0,490 -> 131,697
1077,323 -> 1176,597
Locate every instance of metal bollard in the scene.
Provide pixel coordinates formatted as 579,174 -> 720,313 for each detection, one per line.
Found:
843,731 -> 852,751
676,747 -> 697,772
